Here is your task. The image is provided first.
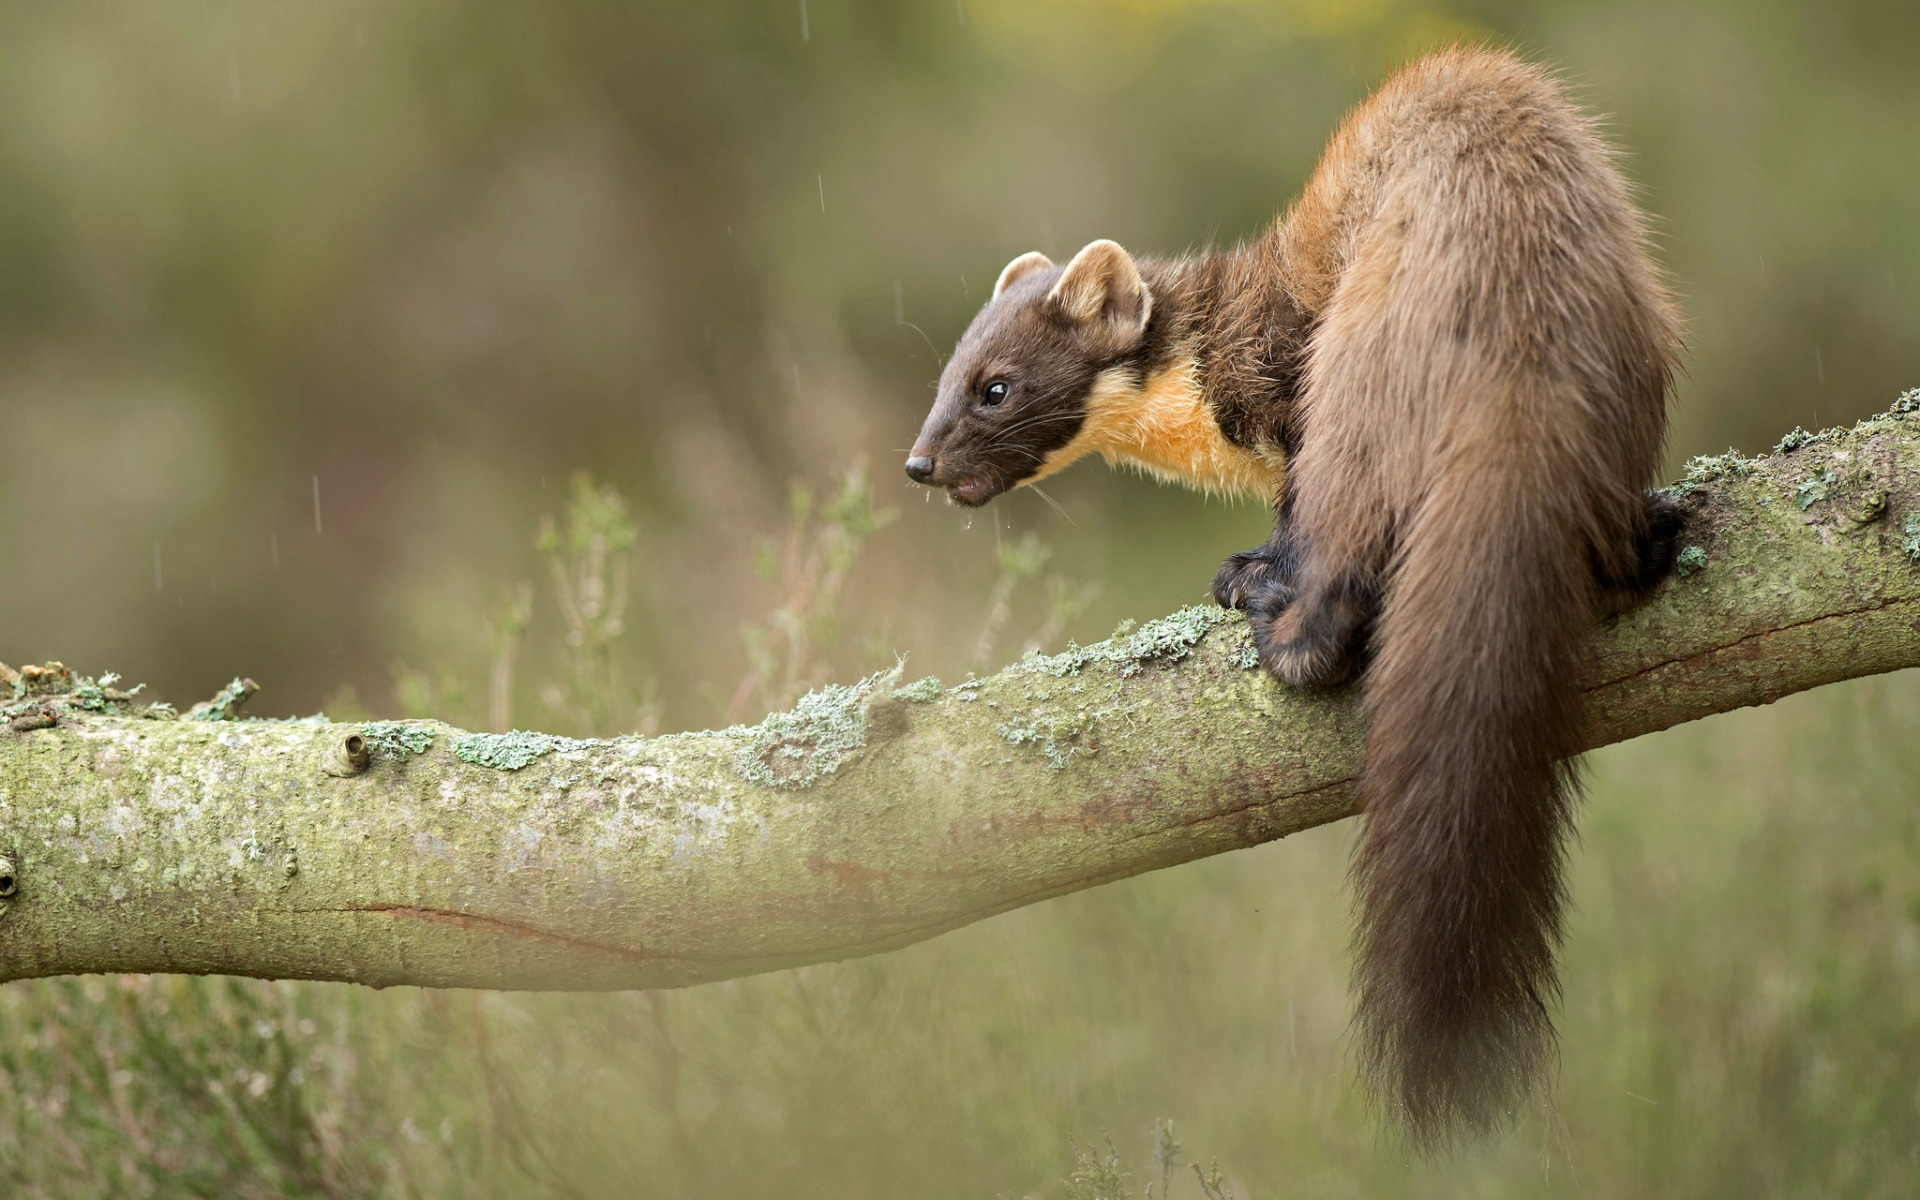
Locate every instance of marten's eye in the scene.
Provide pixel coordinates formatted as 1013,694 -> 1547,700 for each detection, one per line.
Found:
980,380 -> 1011,408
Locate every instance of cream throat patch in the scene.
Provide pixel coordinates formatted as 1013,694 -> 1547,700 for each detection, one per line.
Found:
1024,358 -> 1284,501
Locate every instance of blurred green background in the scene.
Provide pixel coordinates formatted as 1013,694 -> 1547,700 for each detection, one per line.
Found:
1,0 -> 1918,1195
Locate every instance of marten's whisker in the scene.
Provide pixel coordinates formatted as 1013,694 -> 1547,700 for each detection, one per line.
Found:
1025,484 -> 1074,525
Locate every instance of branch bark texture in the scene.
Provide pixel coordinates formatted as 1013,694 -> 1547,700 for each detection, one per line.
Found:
3,402 -> 1919,990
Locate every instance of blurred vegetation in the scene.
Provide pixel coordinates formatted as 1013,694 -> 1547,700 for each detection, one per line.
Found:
0,0 -> 1917,1194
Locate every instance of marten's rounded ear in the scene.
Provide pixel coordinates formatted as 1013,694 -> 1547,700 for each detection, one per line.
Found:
1048,239 -> 1151,338
993,251 -> 1055,299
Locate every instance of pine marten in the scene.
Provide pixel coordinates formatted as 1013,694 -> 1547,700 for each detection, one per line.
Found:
904,46 -> 1683,1148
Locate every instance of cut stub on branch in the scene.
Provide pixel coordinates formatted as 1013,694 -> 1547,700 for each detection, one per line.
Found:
0,397 -> 1918,990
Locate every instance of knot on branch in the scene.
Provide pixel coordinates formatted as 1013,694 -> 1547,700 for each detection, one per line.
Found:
322,730 -> 373,777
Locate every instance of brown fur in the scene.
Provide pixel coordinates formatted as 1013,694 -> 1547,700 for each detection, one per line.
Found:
907,46 -> 1679,1149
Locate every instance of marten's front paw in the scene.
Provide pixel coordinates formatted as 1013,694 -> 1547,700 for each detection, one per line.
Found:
1211,549 -> 1295,611
1248,590 -> 1368,688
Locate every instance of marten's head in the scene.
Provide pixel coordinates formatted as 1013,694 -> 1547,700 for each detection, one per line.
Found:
906,240 -> 1152,506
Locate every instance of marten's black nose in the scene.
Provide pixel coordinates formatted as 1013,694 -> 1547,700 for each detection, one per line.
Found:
904,455 -> 935,484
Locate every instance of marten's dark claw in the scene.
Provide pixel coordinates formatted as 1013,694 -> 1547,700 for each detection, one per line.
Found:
1211,547 -> 1296,611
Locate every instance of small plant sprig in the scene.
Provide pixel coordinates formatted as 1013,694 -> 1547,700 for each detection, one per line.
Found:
1022,574 -> 1105,661
1046,1123 -> 1236,1200
487,582 -> 534,734
1064,1135 -> 1131,1200
974,531 -> 1052,668
534,472 -> 657,737
1150,1119 -> 1182,1198
726,460 -> 897,722
972,531 -> 1105,670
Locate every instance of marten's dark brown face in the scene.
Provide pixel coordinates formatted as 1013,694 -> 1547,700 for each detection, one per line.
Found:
906,242 -> 1152,506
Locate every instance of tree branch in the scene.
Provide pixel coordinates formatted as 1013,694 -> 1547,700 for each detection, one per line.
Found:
3,401 -> 1919,990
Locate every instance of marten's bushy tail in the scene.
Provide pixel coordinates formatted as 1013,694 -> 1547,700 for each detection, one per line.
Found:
1350,376 -> 1609,1149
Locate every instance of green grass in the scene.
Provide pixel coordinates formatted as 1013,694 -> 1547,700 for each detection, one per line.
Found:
4,670 -> 1917,1196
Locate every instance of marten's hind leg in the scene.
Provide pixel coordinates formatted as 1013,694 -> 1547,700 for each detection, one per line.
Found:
1595,490 -> 1686,616
1251,552 -> 1384,687
1246,449 -> 1394,689
1244,288 -> 1402,687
